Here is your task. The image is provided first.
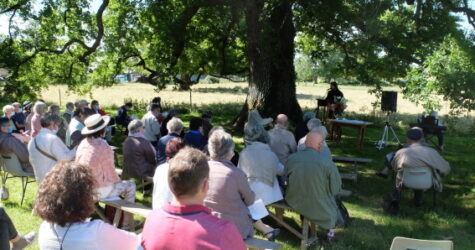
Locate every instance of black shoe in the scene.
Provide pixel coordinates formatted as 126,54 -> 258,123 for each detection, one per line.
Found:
264,229 -> 280,241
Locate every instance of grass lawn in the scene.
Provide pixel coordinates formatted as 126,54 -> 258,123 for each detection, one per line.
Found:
1,93 -> 474,249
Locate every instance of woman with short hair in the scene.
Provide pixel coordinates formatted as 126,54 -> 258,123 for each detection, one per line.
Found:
34,162 -> 139,249
75,114 -> 136,228
31,102 -> 47,137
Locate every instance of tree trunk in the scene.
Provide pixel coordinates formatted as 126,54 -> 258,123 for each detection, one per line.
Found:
234,0 -> 302,129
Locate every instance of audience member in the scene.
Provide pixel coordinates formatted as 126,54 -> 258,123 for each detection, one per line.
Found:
0,118 -> 33,173
204,130 -> 256,239
294,111 -> 315,142
28,113 -> 76,183
268,114 -> 297,164
204,126 -> 240,166
63,102 -> 75,125
90,100 -> 107,116
184,117 -> 207,150
160,109 -> 179,136
22,101 -> 32,117
201,110 -> 213,138
77,99 -> 89,112
116,102 -> 133,129
75,114 -> 136,228
141,103 -> 161,146
123,120 -> 157,180
30,102 -> 47,137
383,128 -> 450,214
11,102 -> 26,132
285,130 -> 342,240
2,105 -> 17,133
297,118 -> 331,157
0,206 -> 36,250
66,108 -> 95,148
48,105 -> 67,142
152,137 -> 185,209
142,147 -> 245,250
34,162 -> 139,249
156,117 -> 183,164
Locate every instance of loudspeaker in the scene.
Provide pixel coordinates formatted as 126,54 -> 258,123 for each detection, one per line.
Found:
381,91 -> 397,112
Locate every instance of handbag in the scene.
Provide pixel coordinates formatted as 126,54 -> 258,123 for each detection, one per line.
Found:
335,197 -> 352,227
34,138 -> 57,161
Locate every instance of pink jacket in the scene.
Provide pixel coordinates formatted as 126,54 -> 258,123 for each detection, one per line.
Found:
76,137 -> 120,189
142,203 -> 245,250
31,114 -> 42,137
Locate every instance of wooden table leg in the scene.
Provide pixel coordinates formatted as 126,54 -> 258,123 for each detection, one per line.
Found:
358,127 -> 366,149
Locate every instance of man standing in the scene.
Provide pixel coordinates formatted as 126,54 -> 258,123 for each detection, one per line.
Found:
385,128 -> 450,213
285,130 -> 341,240
141,147 -> 245,250
156,117 -> 183,164
142,103 -> 161,147
268,114 -> 297,164
28,114 -> 76,183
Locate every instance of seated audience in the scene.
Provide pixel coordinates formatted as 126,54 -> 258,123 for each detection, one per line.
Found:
152,137 -> 185,209
0,118 -> 33,173
62,102 -> 75,125
268,114 -> 297,164
160,109 -> 180,136
116,102 -> 133,129
141,103 -> 161,147
123,120 -> 157,179
203,126 -> 240,166
142,147 -> 245,250
75,114 -> 136,228
201,110 -> 213,138
48,105 -> 67,142
297,118 -> 331,157
66,108 -> 95,148
204,130 -> 257,239
294,111 -> 315,143
156,117 -> 183,164
34,162 -> 139,249
22,101 -> 32,118
31,102 -> 47,137
285,130 -> 342,240
11,102 -> 26,132
0,206 -> 36,250
184,117 -> 207,150
90,100 -> 107,116
2,105 -> 17,133
28,114 -> 76,183
76,100 -> 89,112
383,128 -> 450,213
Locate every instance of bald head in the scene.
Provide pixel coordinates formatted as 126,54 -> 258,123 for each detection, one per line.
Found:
305,130 -> 324,152
276,114 -> 288,127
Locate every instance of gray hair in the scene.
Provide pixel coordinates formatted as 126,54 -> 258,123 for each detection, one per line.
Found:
208,130 -> 235,160
306,118 -> 322,130
310,125 -> 328,139
167,117 -> 183,134
12,102 -> 21,107
128,119 -> 143,133
208,126 -> 224,138
2,105 -> 14,114
33,102 -> 47,115
303,112 -> 315,121
40,113 -> 61,128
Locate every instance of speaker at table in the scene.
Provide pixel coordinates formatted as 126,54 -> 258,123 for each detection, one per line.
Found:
381,91 -> 397,112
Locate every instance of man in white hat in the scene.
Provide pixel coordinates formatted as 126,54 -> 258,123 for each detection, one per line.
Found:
28,113 -> 76,183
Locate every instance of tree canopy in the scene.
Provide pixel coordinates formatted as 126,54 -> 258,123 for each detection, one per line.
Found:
0,0 -> 474,119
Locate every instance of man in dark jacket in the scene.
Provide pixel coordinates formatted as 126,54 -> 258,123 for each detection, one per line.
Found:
116,102 -> 133,128
123,120 -> 157,179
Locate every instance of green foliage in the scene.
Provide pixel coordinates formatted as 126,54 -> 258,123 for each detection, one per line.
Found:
403,35 -> 475,113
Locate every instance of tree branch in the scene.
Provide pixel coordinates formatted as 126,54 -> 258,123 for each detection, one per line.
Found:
0,0 -> 29,14
440,0 -> 475,29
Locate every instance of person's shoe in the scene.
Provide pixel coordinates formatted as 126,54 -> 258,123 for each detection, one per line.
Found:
1,186 -> 9,200
376,172 -> 388,179
12,232 -> 36,250
264,228 -> 280,241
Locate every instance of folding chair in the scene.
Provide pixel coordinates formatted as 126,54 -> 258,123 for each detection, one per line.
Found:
0,153 -> 35,205
390,236 -> 453,250
402,166 -> 437,206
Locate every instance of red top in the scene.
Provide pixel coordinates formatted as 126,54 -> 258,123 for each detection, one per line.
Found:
141,203 -> 246,250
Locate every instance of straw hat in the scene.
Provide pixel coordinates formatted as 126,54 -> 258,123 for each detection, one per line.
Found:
81,114 -> 110,135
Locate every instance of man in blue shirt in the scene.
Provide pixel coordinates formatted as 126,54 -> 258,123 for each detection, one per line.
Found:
184,117 -> 207,150
156,117 -> 183,164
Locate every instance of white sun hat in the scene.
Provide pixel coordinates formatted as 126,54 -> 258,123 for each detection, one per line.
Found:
81,114 -> 111,135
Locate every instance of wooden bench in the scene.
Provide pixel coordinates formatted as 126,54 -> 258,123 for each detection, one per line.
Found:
245,237 -> 281,249
332,156 -> 372,183
268,201 -> 318,250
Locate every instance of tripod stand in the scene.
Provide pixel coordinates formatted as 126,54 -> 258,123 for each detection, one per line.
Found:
376,112 -> 400,150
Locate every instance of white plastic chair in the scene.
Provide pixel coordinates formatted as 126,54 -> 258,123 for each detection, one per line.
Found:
0,153 -> 35,205
402,166 -> 433,190
390,236 -> 453,250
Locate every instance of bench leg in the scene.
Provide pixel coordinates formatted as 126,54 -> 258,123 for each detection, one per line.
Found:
113,208 -> 122,227
300,217 -> 309,250
94,204 -> 110,223
276,207 -> 284,220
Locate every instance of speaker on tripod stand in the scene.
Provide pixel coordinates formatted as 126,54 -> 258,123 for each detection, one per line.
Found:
376,91 -> 401,149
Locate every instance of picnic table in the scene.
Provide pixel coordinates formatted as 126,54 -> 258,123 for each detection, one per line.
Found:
329,119 -> 373,149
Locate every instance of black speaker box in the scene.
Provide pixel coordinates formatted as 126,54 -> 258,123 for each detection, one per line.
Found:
381,91 -> 397,112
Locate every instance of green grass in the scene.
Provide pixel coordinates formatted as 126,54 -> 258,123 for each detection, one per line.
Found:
1,104 -> 474,250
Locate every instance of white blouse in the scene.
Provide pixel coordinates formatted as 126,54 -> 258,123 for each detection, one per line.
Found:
38,219 -> 139,250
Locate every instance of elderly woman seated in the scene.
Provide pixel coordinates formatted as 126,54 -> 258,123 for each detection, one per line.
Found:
75,114 -> 136,229
238,110 -> 282,240
34,162 -> 139,249
152,137 -> 186,209
123,120 -> 157,181
297,118 -> 331,156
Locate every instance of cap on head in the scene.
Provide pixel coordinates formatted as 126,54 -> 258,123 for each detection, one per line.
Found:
407,127 -> 423,141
